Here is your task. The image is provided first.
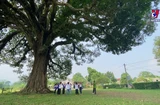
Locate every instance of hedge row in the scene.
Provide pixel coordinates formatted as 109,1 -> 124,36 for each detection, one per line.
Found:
132,82 -> 160,89
103,84 -> 127,89
103,82 -> 160,89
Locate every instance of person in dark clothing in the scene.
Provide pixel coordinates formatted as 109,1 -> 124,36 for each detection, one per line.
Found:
93,81 -> 96,94
62,83 -> 66,94
79,83 -> 83,94
57,83 -> 60,94
53,83 -> 58,94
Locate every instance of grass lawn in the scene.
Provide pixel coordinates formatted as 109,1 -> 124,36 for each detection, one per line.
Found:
0,89 -> 160,105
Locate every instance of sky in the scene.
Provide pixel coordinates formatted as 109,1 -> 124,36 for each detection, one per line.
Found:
1,17 -> 160,84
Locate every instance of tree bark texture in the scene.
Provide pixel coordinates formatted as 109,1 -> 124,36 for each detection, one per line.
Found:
21,51 -> 51,93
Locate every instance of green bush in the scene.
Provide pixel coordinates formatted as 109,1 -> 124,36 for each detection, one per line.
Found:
97,84 -> 104,89
103,84 -> 126,89
133,82 -> 160,89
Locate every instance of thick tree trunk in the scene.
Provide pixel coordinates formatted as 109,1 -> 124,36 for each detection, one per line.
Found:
21,52 -> 51,93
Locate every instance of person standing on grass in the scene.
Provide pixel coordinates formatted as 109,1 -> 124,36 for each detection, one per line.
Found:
53,83 -> 58,94
70,83 -> 72,93
93,80 -> 96,94
74,82 -> 79,95
57,82 -> 63,95
79,82 -> 83,94
66,82 -> 71,94
62,83 -> 66,94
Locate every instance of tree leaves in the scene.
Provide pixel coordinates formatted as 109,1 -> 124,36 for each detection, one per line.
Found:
72,73 -> 86,83
0,0 -> 159,80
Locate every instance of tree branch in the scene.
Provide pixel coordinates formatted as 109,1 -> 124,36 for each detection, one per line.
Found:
89,0 -> 97,10
8,37 -> 25,52
49,56 -> 63,70
56,0 -> 97,12
1,3 -> 28,30
52,40 -> 72,49
0,31 -> 20,51
72,43 -> 85,55
56,2 -> 84,12
49,1 -> 57,33
72,43 -> 76,53
3,1 -> 30,25
16,0 -> 41,32
39,0 -> 51,30
12,43 -> 31,67
28,0 -> 37,13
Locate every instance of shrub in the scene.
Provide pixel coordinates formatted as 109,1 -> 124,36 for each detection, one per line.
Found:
133,82 -> 160,89
103,84 -> 126,89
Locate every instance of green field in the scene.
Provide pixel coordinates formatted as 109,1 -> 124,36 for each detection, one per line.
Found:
0,89 -> 160,105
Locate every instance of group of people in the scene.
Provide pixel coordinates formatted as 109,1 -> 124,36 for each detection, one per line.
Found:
53,80 -> 97,95
53,82 -> 83,95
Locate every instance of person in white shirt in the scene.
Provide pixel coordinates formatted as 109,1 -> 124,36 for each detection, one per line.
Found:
79,83 -> 82,94
66,82 -> 71,94
74,82 -> 79,95
57,82 -> 63,95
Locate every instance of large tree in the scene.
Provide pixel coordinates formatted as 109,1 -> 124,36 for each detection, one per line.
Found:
120,73 -> 132,84
87,67 -> 109,84
0,0 -> 158,93
138,71 -> 155,78
72,72 -> 86,83
105,71 -> 117,83
87,67 -> 100,82
96,74 -> 109,84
